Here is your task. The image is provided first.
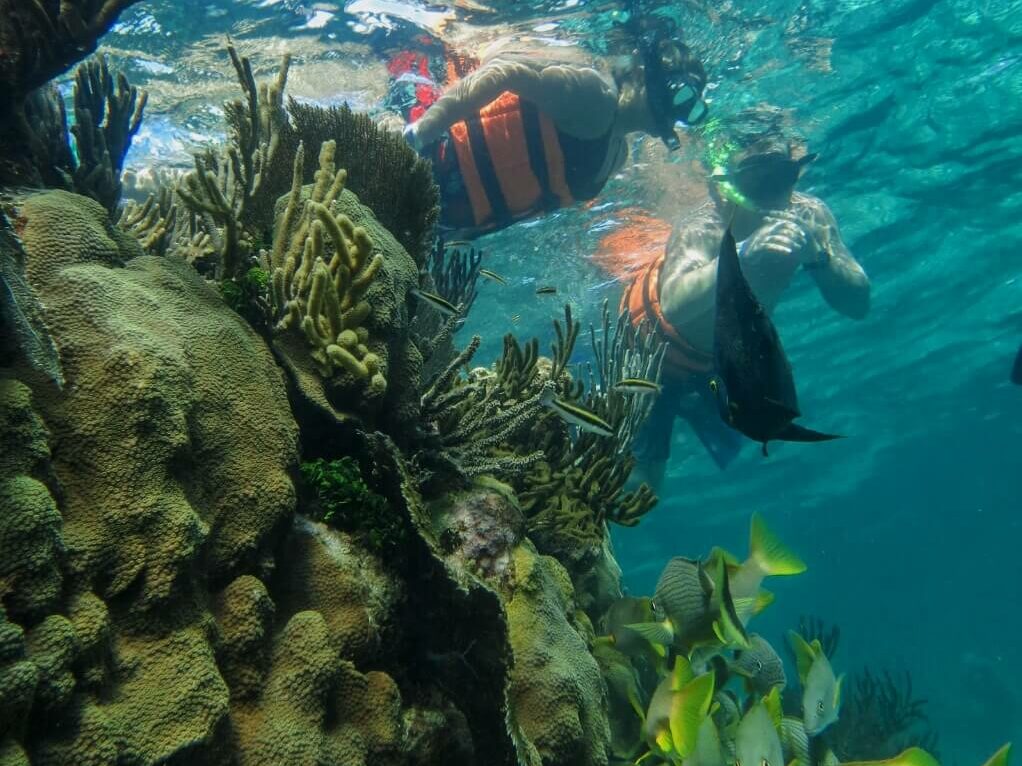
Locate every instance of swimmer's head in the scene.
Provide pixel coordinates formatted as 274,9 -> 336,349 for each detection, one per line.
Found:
711,131 -> 813,210
613,10 -> 708,148
640,32 -> 708,147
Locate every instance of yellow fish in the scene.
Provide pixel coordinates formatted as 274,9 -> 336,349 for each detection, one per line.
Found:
643,656 -> 716,764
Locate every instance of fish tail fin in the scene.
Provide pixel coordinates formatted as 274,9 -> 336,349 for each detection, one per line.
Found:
776,422 -> 843,444
624,620 -> 674,651
981,744 -> 1012,766
669,671 -> 715,759
749,513 -> 807,577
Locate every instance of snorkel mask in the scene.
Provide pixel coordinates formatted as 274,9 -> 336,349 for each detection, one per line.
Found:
640,32 -> 709,149
711,150 -> 818,211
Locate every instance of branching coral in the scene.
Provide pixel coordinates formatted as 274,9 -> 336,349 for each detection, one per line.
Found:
514,302 -> 665,563
282,100 -> 440,265
414,301 -> 664,570
429,242 -> 482,317
177,43 -> 290,280
118,187 -> 177,257
416,335 -> 545,491
267,140 -> 387,393
0,0 -> 141,185
828,668 -> 940,762
70,55 -> 148,214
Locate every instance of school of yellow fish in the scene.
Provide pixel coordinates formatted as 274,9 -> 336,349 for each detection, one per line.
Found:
595,514 -> 1012,766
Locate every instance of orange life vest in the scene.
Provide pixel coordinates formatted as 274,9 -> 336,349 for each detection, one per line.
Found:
620,251 -> 714,382
437,91 -> 611,232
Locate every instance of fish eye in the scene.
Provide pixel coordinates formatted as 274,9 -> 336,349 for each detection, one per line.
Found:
754,660 -> 763,671
817,700 -> 825,713
735,760 -> 742,766
762,760 -> 770,766
709,379 -> 718,392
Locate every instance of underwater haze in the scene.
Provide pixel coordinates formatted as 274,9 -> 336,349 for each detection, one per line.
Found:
3,0 -> 1020,764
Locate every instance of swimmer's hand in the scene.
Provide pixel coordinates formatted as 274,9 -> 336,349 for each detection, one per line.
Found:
743,213 -> 827,266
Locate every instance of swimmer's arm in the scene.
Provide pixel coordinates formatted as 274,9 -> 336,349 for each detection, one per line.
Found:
658,219 -> 722,326
805,202 -> 871,319
413,58 -> 616,146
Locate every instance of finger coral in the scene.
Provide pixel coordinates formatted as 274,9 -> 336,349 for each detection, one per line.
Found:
269,141 -> 386,393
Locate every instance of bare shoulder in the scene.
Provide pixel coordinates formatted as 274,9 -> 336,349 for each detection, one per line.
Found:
791,192 -> 839,228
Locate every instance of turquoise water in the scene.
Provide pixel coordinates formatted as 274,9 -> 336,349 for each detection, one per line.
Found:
107,0 -> 1021,761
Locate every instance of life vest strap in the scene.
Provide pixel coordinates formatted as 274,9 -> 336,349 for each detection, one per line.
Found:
465,109 -> 512,226
519,99 -> 561,212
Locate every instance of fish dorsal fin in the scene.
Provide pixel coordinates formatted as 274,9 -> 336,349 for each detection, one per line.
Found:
670,672 -> 716,759
764,686 -> 783,731
810,639 -> 825,656
672,655 -> 695,692
980,744 -> 1012,766
750,513 -> 808,576
787,630 -> 815,685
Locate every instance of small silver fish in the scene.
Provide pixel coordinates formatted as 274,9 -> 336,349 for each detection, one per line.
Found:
410,289 -> 459,317
613,378 -> 662,395
540,386 -> 614,436
479,268 -> 507,285
535,286 -> 557,295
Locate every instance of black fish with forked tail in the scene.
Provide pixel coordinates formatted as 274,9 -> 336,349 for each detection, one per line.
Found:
711,227 -> 840,455
1012,343 -> 1022,385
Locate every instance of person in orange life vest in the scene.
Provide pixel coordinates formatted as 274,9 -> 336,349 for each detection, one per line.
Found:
621,130 -> 871,486
402,27 -> 708,237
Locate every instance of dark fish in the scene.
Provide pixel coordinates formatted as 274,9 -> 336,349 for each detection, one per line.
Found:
1011,343 -> 1022,385
535,286 -> 557,295
712,227 -> 841,455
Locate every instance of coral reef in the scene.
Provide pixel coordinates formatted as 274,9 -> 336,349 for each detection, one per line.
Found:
69,55 -> 148,214
177,43 -> 290,281
0,0 -> 141,186
283,100 -> 440,266
502,542 -> 612,766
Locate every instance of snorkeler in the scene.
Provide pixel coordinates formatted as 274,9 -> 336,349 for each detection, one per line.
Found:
401,16 -> 708,238
616,125 -> 870,484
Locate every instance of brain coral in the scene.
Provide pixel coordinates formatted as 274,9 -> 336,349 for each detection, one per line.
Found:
14,189 -> 300,609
